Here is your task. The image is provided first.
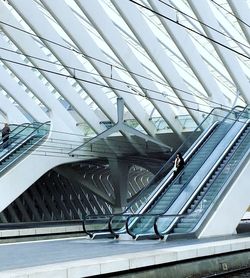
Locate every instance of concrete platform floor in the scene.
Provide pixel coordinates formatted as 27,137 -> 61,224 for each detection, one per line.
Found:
0,233 -> 250,277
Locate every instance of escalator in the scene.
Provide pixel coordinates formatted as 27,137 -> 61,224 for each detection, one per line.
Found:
156,114 -> 250,239
126,108 -> 249,239
0,122 -> 50,174
0,122 -> 51,213
83,106 -> 246,239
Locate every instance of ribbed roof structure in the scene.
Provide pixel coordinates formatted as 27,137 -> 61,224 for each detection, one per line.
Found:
0,0 -> 249,152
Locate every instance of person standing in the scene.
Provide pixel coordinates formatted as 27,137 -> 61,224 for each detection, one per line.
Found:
172,152 -> 185,180
2,123 -> 10,148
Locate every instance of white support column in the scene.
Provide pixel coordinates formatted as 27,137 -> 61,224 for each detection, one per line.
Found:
150,0 -> 230,108
189,0 -> 250,104
8,0 -> 118,124
0,1 -> 103,134
40,0 -> 157,137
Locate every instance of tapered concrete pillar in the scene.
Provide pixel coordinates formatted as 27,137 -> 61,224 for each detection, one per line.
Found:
108,158 -> 130,212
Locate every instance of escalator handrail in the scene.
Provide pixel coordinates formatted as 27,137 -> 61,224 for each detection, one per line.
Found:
112,115 -> 250,241
153,138 -> 250,239
127,130 -> 250,240
0,124 -> 50,174
162,118 -> 250,234
0,122 -> 44,150
176,119 -> 250,235
191,141 -> 250,236
0,124 -> 34,161
82,213 -> 115,238
156,106 -> 248,212
131,121 -> 219,214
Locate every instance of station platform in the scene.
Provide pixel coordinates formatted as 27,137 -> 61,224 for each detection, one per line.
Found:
0,232 -> 250,278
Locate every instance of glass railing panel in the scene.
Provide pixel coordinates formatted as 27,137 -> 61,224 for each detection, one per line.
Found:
33,122 -> 50,138
2,128 -> 32,156
155,211 -> 201,236
126,215 -> 157,238
83,215 -> 111,237
0,125 -> 31,156
109,215 -> 128,237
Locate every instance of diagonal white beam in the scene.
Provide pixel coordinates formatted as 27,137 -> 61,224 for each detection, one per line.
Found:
110,0 -> 203,124
228,0 -> 250,45
151,0 -> 230,108
0,93 -> 28,124
0,35 -> 49,122
0,64 -> 48,123
0,1 -> 103,134
8,0 -> 118,124
209,2 -> 250,58
41,0 -> 157,137
188,0 -> 250,104
77,0 -> 184,137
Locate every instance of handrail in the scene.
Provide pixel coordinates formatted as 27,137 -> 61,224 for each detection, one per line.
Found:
159,106 -> 247,210
121,130 -> 250,240
83,213 -> 114,238
0,124 -> 33,160
139,106 -> 244,213
153,139 -> 250,239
